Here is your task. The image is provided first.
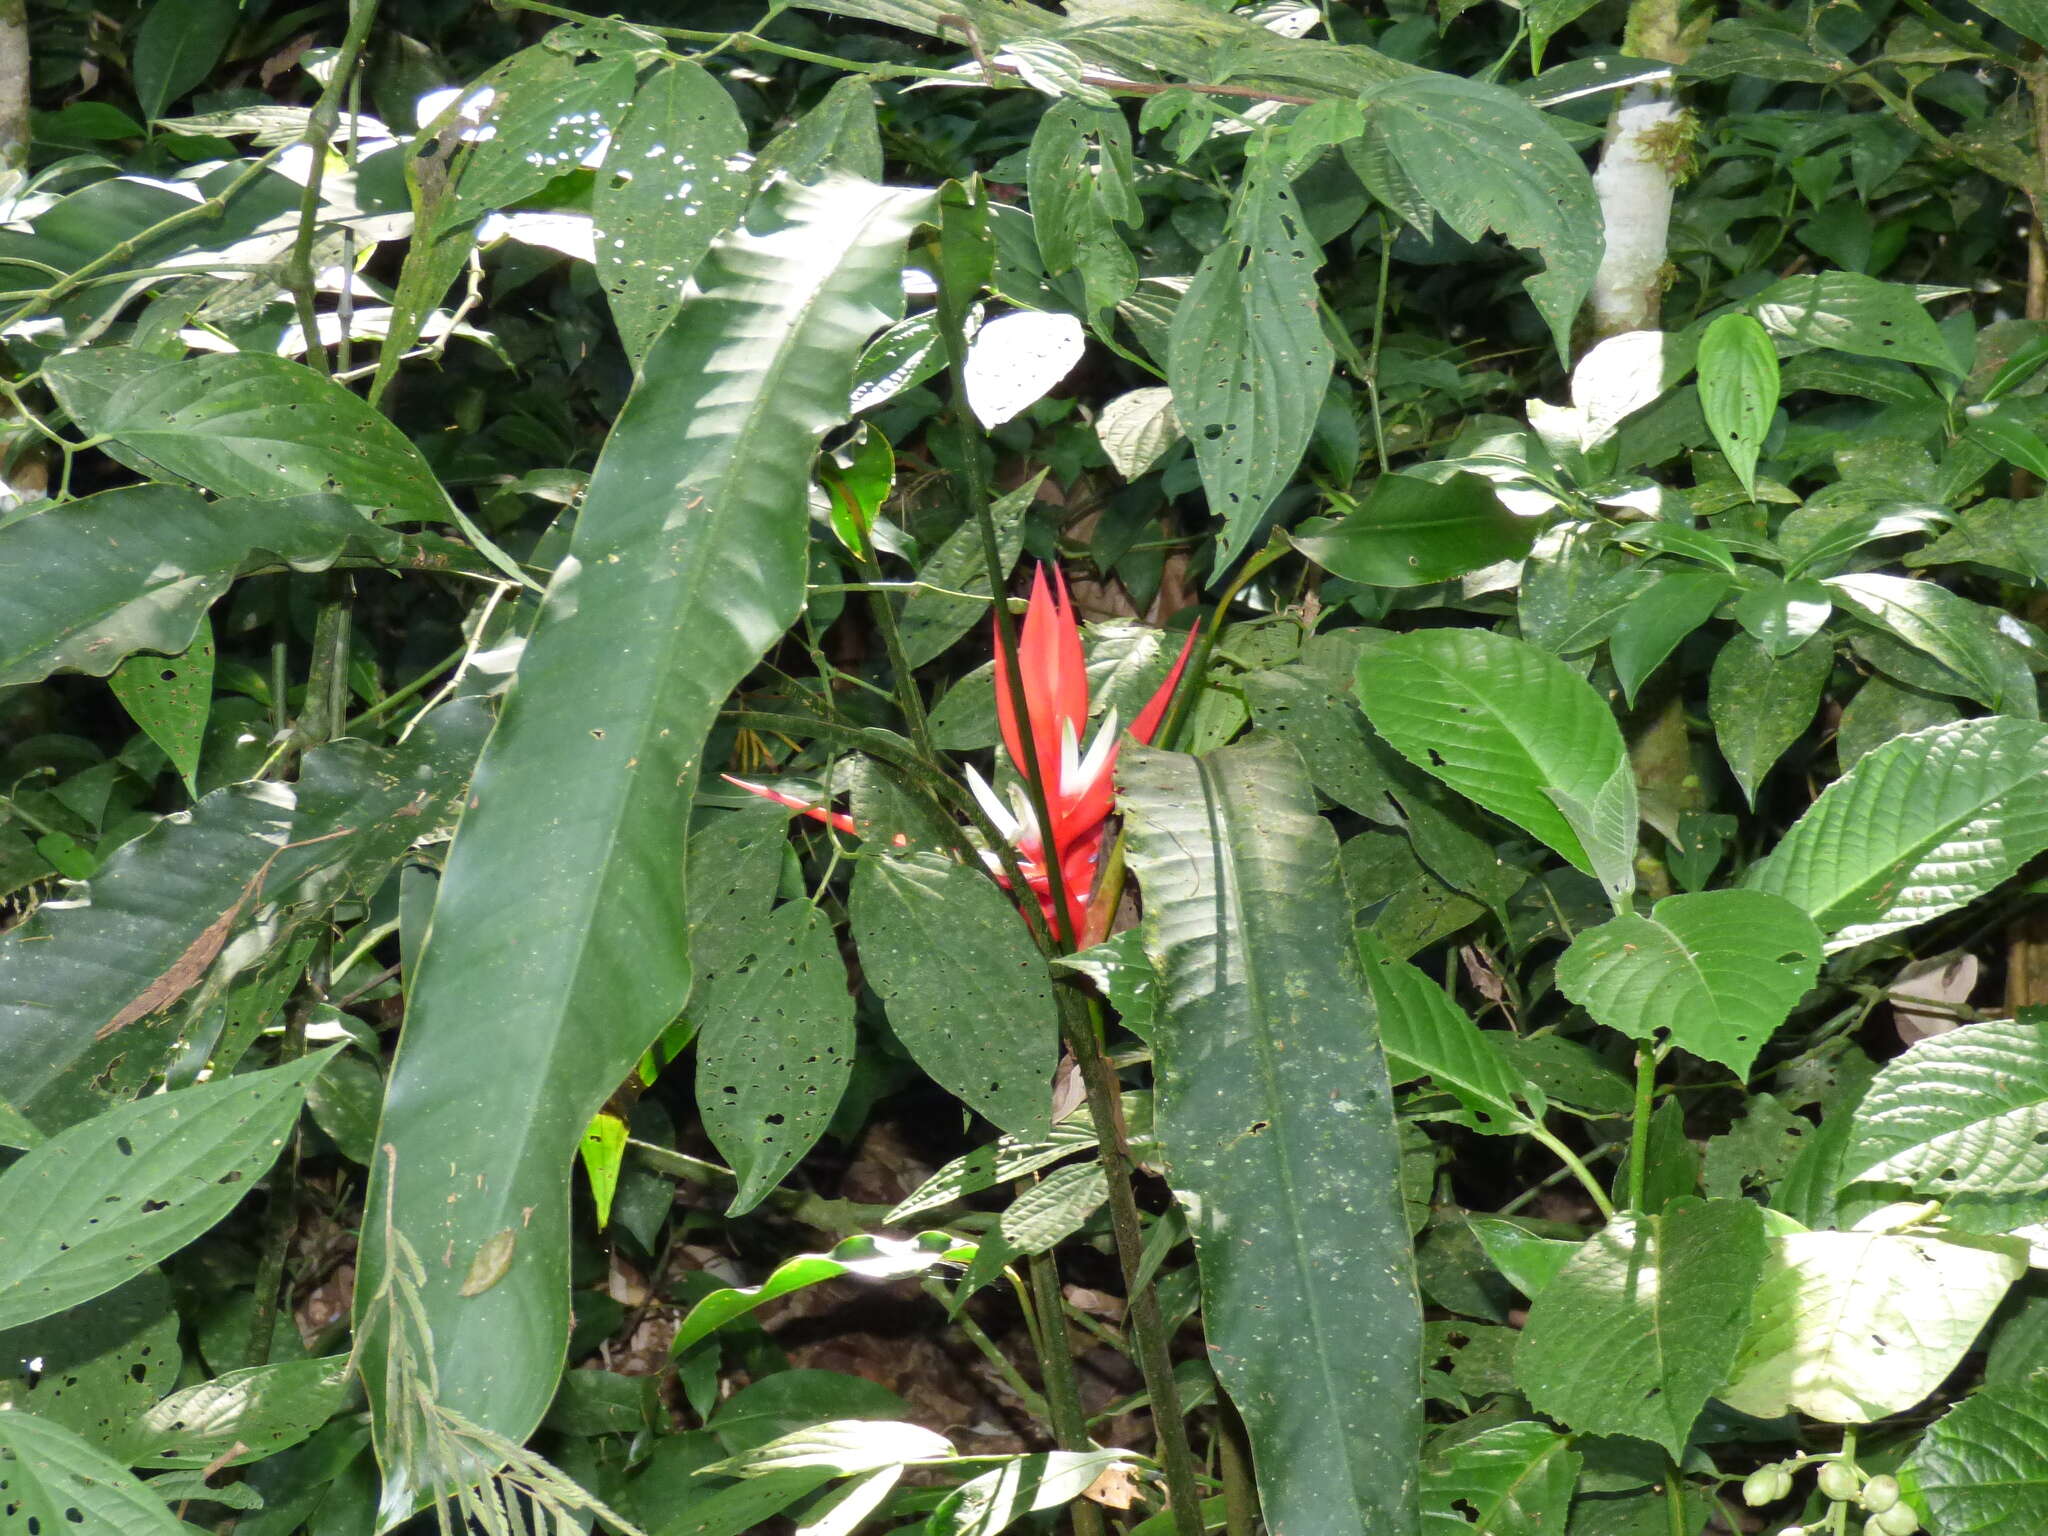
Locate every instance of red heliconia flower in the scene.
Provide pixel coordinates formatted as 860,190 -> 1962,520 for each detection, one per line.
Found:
972,565 -> 1192,941
726,564 -> 1194,946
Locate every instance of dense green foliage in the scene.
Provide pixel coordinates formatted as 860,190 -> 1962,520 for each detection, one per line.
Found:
16,0 -> 2048,1533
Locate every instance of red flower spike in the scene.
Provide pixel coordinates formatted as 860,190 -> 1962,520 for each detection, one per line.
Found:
723,570 -> 1194,947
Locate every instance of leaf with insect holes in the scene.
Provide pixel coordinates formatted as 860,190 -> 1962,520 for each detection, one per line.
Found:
110,613 -> 214,796
0,1049 -> 338,1329
1557,890 -> 1823,1079
0,1411 -> 190,1534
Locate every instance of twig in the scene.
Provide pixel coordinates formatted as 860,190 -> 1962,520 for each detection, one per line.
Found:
285,0 -> 383,376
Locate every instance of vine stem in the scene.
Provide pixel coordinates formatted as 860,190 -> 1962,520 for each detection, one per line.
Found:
923,201 -> 1206,1536
284,0 -> 383,377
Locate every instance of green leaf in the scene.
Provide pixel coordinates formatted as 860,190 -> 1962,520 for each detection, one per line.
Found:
0,1410 -> 190,1535
1026,102 -> 1139,326
1167,143 -> 1333,570
1466,1217 -> 1579,1302
1556,891 -> 1823,1079
1242,665 -> 1399,820
1731,576 -> 1833,656
1419,1420 -> 1580,1535
1356,74 -> 1602,363
1836,673 -> 1961,770
1609,569 -> 1734,706
1752,272 -> 1966,377
1291,472 -> 1536,588
1709,631 -> 1831,807
450,52 -> 638,222
133,0 -> 238,122
850,854 -> 1056,1137
886,1116 -> 1104,1223
1824,573 -> 2011,709
117,1356 -> 350,1469
702,1419 -> 952,1477
109,615 -> 213,797
0,1273 -> 179,1448
1355,628 -> 1637,898
671,1231 -> 977,1357
0,1049 -> 336,1330
653,1469 -> 838,1536
593,61 -> 750,367
1902,1378 -> 2048,1534
1745,717 -> 2048,951
1357,933 -> 1529,1133
0,486 -> 399,688
0,705 -> 486,1138
1121,736 -> 1421,1536
895,472 -> 1042,668
1720,1222 -> 2025,1422
1513,1200 -> 1766,1455
930,1450 -> 1137,1536
1840,1020 -> 2048,1195
354,176 -> 932,1460
959,1161 -> 1108,1300
694,902 -> 855,1216
1698,313 -> 1779,501
79,355 -> 453,525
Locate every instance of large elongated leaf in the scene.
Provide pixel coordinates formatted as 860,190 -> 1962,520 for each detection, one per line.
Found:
1744,718 -> 2048,951
0,704 -> 486,1140
0,487 -> 399,687
354,176 -> 932,1463
1555,890 -> 1823,1079
1122,736 -> 1421,1536
1513,1200 -> 1765,1455
1840,1021 -> 2048,1195
1167,143 -> 1332,570
593,61 -> 749,367
117,1356 -> 351,1468
0,1049 -> 336,1330
78,355 -> 453,524
849,853 -> 1057,1138
0,1410 -> 189,1535
1355,627 -> 1636,899
1354,74 -> 1601,363
1825,573 -> 2011,709
1291,472 -> 1536,589
1752,271 -> 1965,378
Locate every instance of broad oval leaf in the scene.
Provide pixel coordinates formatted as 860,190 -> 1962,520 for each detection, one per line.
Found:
1357,933 -> 1528,1133
116,1355 -> 351,1469
354,175 -> 933,1459
1291,472 -> 1536,589
1744,717 -> 2048,951
1122,736 -> 1421,1536
0,1048 -> 337,1330
1096,385 -> 1181,480
1752,271 -> 1966,378
1709,631 -> 1832,808
1720,1225 -> 2024,1422
1355,627 -> 1636,897
849,853 -> 1057,1138
0,1410 -> 190,1535
1841,1020 -> 2048,1195
1825,573 -> 2011,709
1513,1200 -> 1766,1455
1555,890 -> 1823,1080
964,309 -> 1085,428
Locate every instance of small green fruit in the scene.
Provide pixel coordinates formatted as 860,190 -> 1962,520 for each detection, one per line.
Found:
1872,1502 -> 1921,1536
1861,1475 -> 1901,1514
1819,1461 -> 1861,1502
1742,1470 -> 1782,1508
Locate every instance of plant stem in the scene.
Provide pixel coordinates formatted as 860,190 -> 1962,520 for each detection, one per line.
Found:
925,202 -> 1206,1536
1663,1451 -> 1686,1536
1158,536 -> 1286,751
1627,1047 -> 1658,1213
856,539 -> 938,761
1526,1123 -> 1618,1220
1219,1394 -> 1259,1536
1027,1246 -> 1111,1536
246,951 -> 324,1367
284,0 -> 383,377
